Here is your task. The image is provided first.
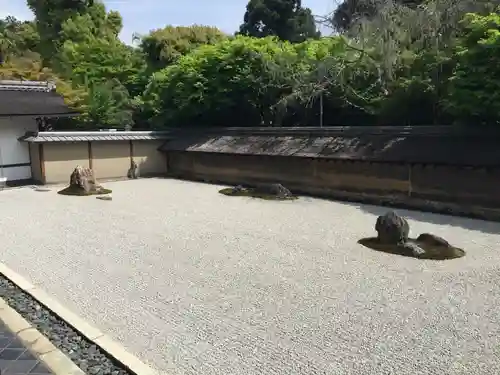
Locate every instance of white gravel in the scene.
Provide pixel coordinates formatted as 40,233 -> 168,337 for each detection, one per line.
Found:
1,178 -> 500,375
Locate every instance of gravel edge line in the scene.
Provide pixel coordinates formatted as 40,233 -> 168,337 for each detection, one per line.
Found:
0,263 -> 160,375
0,296 -> 85,375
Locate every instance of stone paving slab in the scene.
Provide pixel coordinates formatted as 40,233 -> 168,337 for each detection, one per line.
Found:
0,297 -> 85,375
0,320 -> 53,375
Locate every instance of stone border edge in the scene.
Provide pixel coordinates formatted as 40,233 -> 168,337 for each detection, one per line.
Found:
0,263 -> 160,375
0,297 -> 84,375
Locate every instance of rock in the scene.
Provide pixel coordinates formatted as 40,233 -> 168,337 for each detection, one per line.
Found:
96,196 -> 112,201
34,187 -> 51,192
253,183 -> 293,198
416,233 -> 450,248
375,211 -> 409,244
397,241 -> 426,258
69,165 -> 103,194
127,160 -> 139,179
414,233 -> 464,259
225,185 -> 247,194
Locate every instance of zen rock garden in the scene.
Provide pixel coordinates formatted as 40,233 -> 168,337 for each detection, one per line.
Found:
359,211 -> 465,260
219,183 -> 297,200
58,165 -> 112,197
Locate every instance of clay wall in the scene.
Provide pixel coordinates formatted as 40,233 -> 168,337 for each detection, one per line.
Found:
166,151 -> 500,216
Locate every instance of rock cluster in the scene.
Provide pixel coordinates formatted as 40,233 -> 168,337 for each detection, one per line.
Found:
253,183 -> 293,199
221,183 -> 295,200
58,166 -> 111,196
371,211 -> 465,260
69,166 -> 105,194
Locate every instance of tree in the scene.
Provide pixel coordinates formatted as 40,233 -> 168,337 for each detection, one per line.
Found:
446,11 -> 500,125
138,25 -> 227,71
142,36 -> 314,128
83,79 -> 133,129
27,0 -> 94,62
332,0 -> 500,32
26,0 -> 148,128
239,0 -> 320,43
0,17 -> 40,62
332,0 -> 424,32
27,0 -> 119,65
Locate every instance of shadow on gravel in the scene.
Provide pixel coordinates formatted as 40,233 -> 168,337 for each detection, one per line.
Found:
351,203 -> 500,235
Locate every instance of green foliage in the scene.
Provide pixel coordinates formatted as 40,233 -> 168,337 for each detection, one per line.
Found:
239,0 -> 320,42
59,37 -> 142,87
2,0 -> 498,130
138,25 -> 227,71
0,17 -> 40,64
27,0 -> 96,62
447,11 -> 500,125
25,0 -> 146,129
81,79 -> 133,129
142,35 -> 311,128
0,53 -> 85,111
333,0 -> 425,32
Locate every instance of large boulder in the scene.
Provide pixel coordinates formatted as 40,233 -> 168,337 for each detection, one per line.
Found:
414,233 -> 465,259
253,183 -> 293,199
69,166 -> 104,194
416,233 -> 450,248
375,211 -> 410,244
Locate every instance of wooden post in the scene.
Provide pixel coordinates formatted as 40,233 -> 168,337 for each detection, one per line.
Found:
408,164 -> 412,197
39,144 -> 46,185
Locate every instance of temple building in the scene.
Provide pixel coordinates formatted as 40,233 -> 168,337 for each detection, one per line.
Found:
0,80 -> 76,185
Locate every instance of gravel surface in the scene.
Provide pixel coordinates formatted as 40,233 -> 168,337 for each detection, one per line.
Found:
0,275 -> 130,375
1,178 -> 500,375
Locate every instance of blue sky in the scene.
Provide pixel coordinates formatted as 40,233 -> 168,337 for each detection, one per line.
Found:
0,0 -> 336,44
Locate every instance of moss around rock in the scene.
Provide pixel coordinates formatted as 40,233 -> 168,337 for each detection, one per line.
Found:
58,185 -> 112,196
359,237 -> 465,260
359,211 -> 465,260
219,184 -> 297,201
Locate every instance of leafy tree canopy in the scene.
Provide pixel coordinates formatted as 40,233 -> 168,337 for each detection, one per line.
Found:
239,0 -> 320,42
138,25 -> 227,71
0,17 -> 40,63
446,12 -> 500,125
27,0 -> 120,63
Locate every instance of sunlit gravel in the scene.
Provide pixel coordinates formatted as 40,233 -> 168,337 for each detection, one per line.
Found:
1,178 -> 499,375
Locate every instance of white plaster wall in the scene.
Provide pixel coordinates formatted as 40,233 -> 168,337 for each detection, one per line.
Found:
0,117 -> 37,181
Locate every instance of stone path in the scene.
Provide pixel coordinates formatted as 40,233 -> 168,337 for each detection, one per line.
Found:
0,178 -> 500,375
0,320 -> 53,375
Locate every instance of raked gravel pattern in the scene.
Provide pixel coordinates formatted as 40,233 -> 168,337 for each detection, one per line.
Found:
1,178 -> 500,375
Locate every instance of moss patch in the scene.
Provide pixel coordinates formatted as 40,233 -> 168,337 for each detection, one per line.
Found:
358,237 -> 465,260
57,186 -> 112,196
218,187 -> 297,201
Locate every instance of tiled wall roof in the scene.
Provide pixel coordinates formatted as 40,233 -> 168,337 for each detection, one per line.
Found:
0,80 -> 55,92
